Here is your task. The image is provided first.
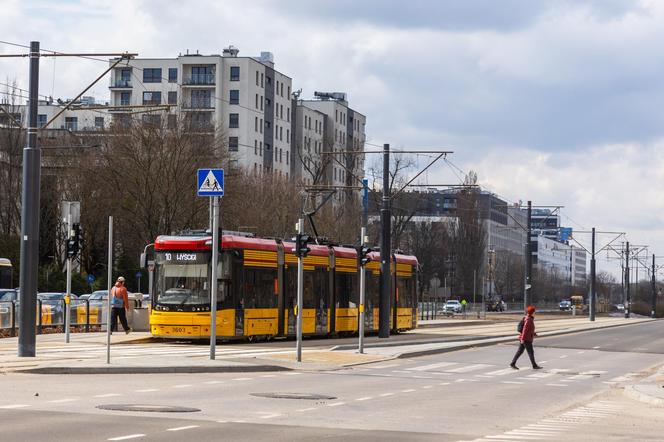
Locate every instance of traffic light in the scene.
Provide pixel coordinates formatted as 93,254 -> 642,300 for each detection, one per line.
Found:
66,223 -> 81,259
294,233 -> 311,258
358,245 -> 372,267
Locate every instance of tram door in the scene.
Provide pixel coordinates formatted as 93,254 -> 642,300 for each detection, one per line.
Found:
313,267 -> 328,334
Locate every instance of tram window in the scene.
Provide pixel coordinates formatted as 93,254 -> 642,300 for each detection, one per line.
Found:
285,267 -> 318,309
397,276 -> 414,307
243,267 -> 277,309
335,273 -> 357,308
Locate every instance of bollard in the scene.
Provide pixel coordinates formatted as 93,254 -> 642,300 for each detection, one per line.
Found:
572,305 -> 576,317
85,299 -> 90,333
11,301 -> 16,337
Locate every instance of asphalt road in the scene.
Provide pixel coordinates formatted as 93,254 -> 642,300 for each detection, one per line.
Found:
1,320 -> 662,441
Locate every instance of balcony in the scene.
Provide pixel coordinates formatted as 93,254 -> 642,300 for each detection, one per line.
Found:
182,99 -> 214,111
183,73 -> 215,86
110,79 -> 132,89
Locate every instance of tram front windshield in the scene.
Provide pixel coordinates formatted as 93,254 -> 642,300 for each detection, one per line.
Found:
155,252 -> 210,306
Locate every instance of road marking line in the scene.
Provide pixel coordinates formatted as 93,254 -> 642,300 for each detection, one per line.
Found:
379,393 -> 395,397
475,374 -> 494,378
260,375 -> 277,378
232,377 -> 251,381
438,382 -> 450,385
283,372 -> 302,376
485,435 -> 546,440
327,402 -> 345,407
167,425 -> 199,431
203,381 -> 223,384
501,381 -> 523,384
47,398 -> 78,403
108,435 -> 146,441
134,389 -> 158,393
484,367 -> 527,376
421,386 -> 433,389
545,383 -> 568,387
407,361 -> 458,371
372,363 -> 399,369
297,407 -> 316,412
94,393 -> 122,398
355,397 -> 372,401
401,389 -> 416,393
577,351 -> 585,354
0,404 -> 30,409
592,346 -> 600,349
559,355 -> 568,358
447,363 -> 493,373
259,413 -> 281,419
173,384 -> 193,388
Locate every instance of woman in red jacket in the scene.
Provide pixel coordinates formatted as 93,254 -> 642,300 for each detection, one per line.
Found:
510,305 -> 542,370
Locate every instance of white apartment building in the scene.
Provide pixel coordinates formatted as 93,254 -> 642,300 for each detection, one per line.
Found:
108,47 -> 294,178
0,97 -> 110,132
533,235 -> 587,285
298,92 -> 366,189
291,103 -> 326,184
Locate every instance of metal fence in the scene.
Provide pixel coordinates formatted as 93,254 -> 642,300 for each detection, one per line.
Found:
0,299 -> 145,336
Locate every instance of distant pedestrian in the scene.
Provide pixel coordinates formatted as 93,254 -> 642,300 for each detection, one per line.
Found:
111,276 -> 131,334
510,305 -> 542,370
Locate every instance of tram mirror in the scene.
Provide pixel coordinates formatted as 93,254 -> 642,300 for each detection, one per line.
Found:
139,252 -> 147,268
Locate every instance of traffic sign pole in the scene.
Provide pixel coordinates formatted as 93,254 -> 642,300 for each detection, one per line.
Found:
106,216 -> 113,365
65,210 -> 72,344
210,195 -> 220,360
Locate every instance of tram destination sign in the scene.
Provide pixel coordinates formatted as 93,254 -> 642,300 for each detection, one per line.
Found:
158,252 -> 208,264
197,168 -> 225,197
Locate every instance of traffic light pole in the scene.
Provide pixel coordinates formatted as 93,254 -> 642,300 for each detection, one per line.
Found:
651,254 -> 657,319
524,200 -> 532,310
210,195 -> 220,360
625,241 -> 630,319
296,218 -> 304,362
65,212 -> 72,343
379,143 -> 391,338
358,226 -> 367,354
590,227 -> 596,322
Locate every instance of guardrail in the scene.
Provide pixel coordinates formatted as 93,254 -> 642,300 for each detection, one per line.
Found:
0,299 -> 145,337
418,301 -> 562,321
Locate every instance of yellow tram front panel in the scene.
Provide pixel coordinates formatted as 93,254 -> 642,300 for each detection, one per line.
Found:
335,307 -> 359,332
150,309 -> 235,338
244,308 -> 278,336
397,307 -> 413,329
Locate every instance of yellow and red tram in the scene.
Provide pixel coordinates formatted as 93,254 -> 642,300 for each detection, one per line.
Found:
149,234 -> 418,339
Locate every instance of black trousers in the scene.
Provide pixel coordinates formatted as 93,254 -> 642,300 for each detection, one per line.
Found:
111,307 -> 130,332
511,341 -> 537,367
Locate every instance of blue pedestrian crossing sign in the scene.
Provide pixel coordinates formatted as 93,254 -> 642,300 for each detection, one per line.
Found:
197,169 -> 224,196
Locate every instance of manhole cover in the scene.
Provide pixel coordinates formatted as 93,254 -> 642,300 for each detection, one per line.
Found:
96,404 -> 200,413
251,392 -> 337,400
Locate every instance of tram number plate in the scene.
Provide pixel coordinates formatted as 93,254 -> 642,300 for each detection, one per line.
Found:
168,326 -> 188,334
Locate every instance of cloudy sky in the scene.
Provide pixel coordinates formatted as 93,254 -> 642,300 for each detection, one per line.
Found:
3,0 -> 664,277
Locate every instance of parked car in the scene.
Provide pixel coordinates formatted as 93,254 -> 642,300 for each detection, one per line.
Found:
88,290 -> 108,306
559,299 -> 572,311
0,289 -> 18,302
443,299 -> 463,314
79,294 -> 91,301
614,303 -> 625,312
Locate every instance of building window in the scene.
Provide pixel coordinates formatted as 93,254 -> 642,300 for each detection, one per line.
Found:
286,129 -> 290,144
280,126 -> 283,141
254,116 -> 258,132
142,114 -> 161,126
260,118 -> 263,133
230,66 -> 240,81
287,107 -> 290,122
254,140 -> 258,155
94,117 -> 104,130
280,104 -> 283,118
142,91 -> 161,105
279,148 -> 282,163
259,141 -> 263,156
256,71 -> 259,86
190,90 -> 211,108
143,68 -> 162,83
229,136 -> 239,151
260,73 -> 264,87
229,89 -> 239,105
266,76 -> 272,85
167,114 -> 177,129
255,93 -> 259,109
265,120 -> 271,130
120,92 -> 131,106
287,86 -> 290,97
65,116 -> 78,131
276,80 -> 279,93
229,113 -> 239,128
260,96 -> 263,111
37,114 -> 47,128
286,150 -> 289,165
265,97 -> 271,107
168,68 -> 177,83
168,91 -> 177,105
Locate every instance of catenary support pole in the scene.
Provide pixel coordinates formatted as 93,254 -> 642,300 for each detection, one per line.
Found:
359,226 -> 367,354
524,200 -> 532,310
18,41 -> 40,358
379,144 -> 391,338
590,227 -> 596,322
651,254 -> 656,318
106,216 -> 113,364
210,196 -> 220,360
296,218 -> 304,362
625,241 -> 630,319
65,211 -> 72,342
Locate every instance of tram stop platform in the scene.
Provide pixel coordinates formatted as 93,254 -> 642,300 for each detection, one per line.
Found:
0,315 -> 653,375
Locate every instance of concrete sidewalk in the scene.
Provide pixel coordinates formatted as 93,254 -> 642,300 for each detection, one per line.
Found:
0,316 -> 654,374
625,366 -> 664,406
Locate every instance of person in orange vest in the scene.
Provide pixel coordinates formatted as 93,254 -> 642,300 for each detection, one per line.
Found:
510,305 -> 542,369
111,276 -> 131,334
